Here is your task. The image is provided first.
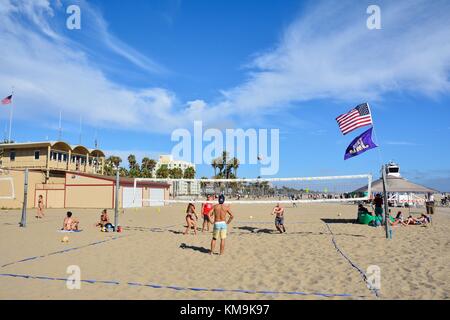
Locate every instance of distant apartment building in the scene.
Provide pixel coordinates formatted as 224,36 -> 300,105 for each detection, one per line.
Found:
153,155 -> 200,196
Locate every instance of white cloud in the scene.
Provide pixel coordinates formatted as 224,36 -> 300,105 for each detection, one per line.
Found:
0,0 -> 180,134
216,0 -> 450,117
1,0 -> 449,137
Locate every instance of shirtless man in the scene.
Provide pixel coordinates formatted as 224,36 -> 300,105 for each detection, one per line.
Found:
272,203 -> 286,233
210,194 -> 233,255
62,211 -> 79,231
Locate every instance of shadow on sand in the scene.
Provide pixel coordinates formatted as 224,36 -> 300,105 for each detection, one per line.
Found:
321,218 -> 357,224
179,243 -> 210,254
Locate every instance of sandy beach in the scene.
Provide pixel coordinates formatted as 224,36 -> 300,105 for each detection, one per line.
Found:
0,203 -> 449,300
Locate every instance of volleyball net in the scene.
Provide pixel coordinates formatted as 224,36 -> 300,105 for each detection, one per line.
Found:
133,174 -> 372,205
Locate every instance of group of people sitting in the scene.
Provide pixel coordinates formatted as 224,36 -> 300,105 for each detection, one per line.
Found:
61,209 -> 115,231
357,203 -> 432,227
390,211 -> 432,227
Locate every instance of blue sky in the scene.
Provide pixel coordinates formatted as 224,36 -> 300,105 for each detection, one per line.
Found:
1,0 -> 449,190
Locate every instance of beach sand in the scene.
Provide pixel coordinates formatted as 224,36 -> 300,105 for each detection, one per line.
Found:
0,203 -> 449,300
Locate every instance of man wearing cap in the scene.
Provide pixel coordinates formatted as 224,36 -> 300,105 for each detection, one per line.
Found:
210,194 -> 234,255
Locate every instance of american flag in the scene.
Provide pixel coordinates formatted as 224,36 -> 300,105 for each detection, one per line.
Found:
1,95 -> 12,105
336,103 -> 372,135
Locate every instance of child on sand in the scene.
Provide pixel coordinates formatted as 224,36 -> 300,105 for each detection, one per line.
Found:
62,212 -> 79,231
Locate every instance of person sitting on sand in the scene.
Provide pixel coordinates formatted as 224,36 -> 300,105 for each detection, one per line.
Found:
96,209 -> 113,229
404,215 -> 430,226
62,211 -> 79,231
390,211 -> 407,226
414,213 -> 432,225
183,203 -> 198,235
272,203 -> 286,233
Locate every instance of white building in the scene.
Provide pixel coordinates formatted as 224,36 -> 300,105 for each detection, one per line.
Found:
153,155 -> 200,196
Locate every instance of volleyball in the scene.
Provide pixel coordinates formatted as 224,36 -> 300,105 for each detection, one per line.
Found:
250,215 -> 253,219
61,236 -> 69,243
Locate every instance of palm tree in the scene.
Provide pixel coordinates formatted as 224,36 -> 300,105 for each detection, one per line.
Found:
156,164 -> 169,178
184,166 -> 196,179
128,154 -> 137,169
229,157 -> 240,177
169,167 -> 183,179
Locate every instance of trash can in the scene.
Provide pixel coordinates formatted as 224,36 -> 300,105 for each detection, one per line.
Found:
426,201 -> 435,215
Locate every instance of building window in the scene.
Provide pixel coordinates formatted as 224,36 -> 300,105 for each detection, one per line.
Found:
10,151 -> 16,161
34,150 -> 40,160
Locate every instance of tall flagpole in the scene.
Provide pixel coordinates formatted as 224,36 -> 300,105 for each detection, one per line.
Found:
8,87 -> 14,143
366,103 -> 383,166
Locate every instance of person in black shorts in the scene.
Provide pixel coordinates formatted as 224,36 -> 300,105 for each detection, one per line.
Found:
271,203 -> 286,233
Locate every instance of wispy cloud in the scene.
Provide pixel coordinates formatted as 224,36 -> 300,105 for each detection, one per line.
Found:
1,0 -> 450,136
213,0 -> 450,119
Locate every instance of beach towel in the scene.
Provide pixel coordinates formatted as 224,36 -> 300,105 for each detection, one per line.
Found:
58,230 -> 83,233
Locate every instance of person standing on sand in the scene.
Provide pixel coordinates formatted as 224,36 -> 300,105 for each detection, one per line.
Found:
210,195 -> 233,255
272,203 -> 286,233
36,195 -> 45,219
201,195 -> 214,232
183,203 -> 198,235
373,193 -> 384,218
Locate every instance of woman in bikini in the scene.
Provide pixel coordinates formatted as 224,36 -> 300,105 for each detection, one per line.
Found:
96,209 -> 112,229
36,195 -> 45,219
183,203 -> 198,235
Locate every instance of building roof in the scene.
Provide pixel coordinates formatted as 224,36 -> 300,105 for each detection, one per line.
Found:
0,141 -> 105,157
354,176 -> 438,193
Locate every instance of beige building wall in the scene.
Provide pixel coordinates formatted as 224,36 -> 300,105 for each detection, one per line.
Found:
66,185 -> 114,208
1,147 -> 48,169
0,169 -> 46,209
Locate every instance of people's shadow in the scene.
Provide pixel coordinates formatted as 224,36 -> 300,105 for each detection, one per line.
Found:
236,226 -> 275,234
168,230 -> 184,235
180,243 -> 210,254
321,218 -> 357,224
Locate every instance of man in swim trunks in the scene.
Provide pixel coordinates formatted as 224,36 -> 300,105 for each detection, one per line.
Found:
210,194 -> 233,255
201,195 -> 214,232
62,211 -> 79,231
272,203 -> 286,233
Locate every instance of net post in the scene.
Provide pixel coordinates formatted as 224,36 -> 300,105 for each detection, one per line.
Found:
114,170 -> 120,231
19,168 -> 28,227
381,165 -> 391,239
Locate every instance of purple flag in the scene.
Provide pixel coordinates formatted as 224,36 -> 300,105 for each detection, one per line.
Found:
344,127 -> 378,160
